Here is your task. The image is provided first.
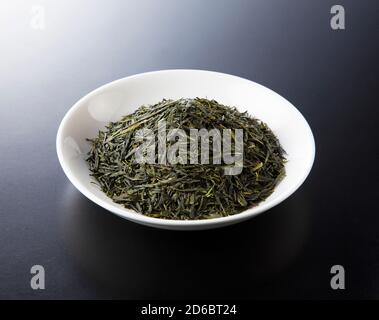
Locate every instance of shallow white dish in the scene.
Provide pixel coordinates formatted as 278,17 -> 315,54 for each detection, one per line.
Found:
56,69 -> 315,230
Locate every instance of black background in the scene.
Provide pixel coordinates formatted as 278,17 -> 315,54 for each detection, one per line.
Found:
0,0 -> 378,299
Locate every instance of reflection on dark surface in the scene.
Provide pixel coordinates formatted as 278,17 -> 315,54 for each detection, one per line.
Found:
59,183 -> 310,299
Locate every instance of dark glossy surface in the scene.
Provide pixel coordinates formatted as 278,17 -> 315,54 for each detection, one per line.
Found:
0,0 -> 378,299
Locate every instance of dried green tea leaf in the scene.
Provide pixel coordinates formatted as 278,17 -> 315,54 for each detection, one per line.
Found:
86,98 -> 286,220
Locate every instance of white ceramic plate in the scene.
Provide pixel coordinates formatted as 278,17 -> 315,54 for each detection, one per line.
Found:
56,70 -> 315,230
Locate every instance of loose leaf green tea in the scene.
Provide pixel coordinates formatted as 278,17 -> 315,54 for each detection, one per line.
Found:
86,98 -> 286,219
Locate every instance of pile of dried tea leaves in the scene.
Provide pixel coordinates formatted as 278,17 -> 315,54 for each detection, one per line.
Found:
86,98 -> 285,219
